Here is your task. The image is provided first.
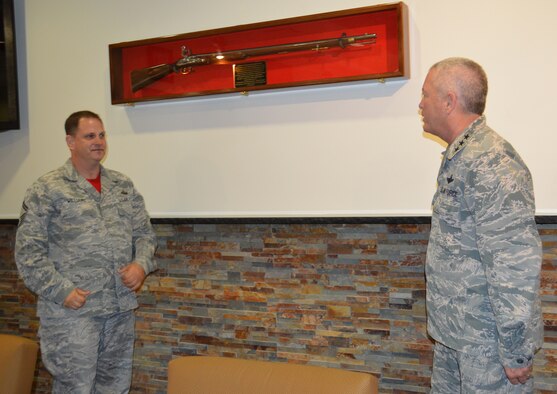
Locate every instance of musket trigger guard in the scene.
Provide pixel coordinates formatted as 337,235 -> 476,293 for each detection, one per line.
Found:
180,67 -> 193,75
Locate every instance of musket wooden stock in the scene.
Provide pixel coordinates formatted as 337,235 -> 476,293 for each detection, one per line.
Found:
130,33 -> 376,93
131,64 -> 175,93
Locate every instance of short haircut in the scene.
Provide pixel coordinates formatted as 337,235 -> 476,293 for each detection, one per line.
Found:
430,57 -> 488,115
64,110 -> 102,136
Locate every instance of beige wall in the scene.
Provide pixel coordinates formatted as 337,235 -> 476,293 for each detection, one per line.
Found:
1,0 -> 556,218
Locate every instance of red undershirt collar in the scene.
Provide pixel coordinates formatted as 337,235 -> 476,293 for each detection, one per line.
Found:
86,173 -> 101,193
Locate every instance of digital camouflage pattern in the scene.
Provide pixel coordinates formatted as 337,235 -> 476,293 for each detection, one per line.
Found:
426,116 -> 543,370
15,159 -> 157,318
15,159 -> 156,392
39,311 -> 135,394
432,342 -> 533,393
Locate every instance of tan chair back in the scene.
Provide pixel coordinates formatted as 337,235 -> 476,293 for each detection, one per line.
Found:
0,334 -> 39,394
168,356 -> 378,394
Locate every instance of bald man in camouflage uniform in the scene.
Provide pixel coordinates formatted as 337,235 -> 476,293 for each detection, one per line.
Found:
15,111 -> 157,393
419,58 -> 542,393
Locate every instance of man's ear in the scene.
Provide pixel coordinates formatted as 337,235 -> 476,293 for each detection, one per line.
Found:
445,91 -> 457,114
66,134 -> 74,150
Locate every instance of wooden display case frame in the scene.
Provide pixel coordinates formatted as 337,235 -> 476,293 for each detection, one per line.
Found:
0,0 -> 20,131
109,2 -> 408,105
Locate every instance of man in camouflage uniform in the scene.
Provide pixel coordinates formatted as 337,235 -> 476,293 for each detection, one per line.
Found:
15,110 -> 157,393
419,58 -> 542,393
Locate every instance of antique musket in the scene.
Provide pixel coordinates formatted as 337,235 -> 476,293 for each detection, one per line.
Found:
131,32 -> 377,92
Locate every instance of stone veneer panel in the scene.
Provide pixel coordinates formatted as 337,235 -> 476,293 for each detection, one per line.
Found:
1,221 -> 556,393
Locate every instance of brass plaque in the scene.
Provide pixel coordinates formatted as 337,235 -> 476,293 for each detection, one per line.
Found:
234,62 -> 267,88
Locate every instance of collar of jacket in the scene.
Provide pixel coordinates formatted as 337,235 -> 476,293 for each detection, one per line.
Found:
446,115 -> 486,161
61,158 -> 114,183
61,159 -> 121,197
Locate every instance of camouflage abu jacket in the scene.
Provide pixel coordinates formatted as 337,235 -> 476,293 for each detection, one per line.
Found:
426,116 -> 543,369
15,159 -> 157,318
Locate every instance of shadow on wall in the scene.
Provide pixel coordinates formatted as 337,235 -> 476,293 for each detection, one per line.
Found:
124,78 -> 408,134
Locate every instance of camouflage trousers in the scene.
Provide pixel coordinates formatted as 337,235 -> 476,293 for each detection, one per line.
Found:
39,310 -> 135,394
431,341 -> 533,394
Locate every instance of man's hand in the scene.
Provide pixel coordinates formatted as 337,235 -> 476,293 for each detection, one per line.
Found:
119,262 -> 146,291
504,365 -> 532,385
63,288 -> 91,309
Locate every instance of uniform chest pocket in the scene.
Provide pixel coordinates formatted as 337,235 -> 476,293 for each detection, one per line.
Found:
117,199 -> 133,219
432,189 -> 463,254
101,193 -> 133,218
99,197 -> 134,237
433,188 -> 461,226
60,198 -> 99,221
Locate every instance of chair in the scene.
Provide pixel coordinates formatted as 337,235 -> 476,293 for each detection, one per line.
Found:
168,356 -> 378,394
0,334 -> 39,394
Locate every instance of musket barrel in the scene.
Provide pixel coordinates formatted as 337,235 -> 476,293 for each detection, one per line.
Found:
177,33 -> 377,68
132,33 -> 376,92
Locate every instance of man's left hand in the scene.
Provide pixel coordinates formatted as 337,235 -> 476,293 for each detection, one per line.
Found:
119,262 -> 146,291
504,365 -> 532,385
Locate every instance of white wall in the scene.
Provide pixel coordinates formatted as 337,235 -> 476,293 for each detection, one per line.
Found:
1,0 -> 556,219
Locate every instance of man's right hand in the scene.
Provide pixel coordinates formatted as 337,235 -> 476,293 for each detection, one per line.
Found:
504,365 -> 532,385
63,288 -> 91,309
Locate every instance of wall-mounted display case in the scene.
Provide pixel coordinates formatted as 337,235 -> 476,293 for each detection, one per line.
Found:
109,2 -> 408,105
